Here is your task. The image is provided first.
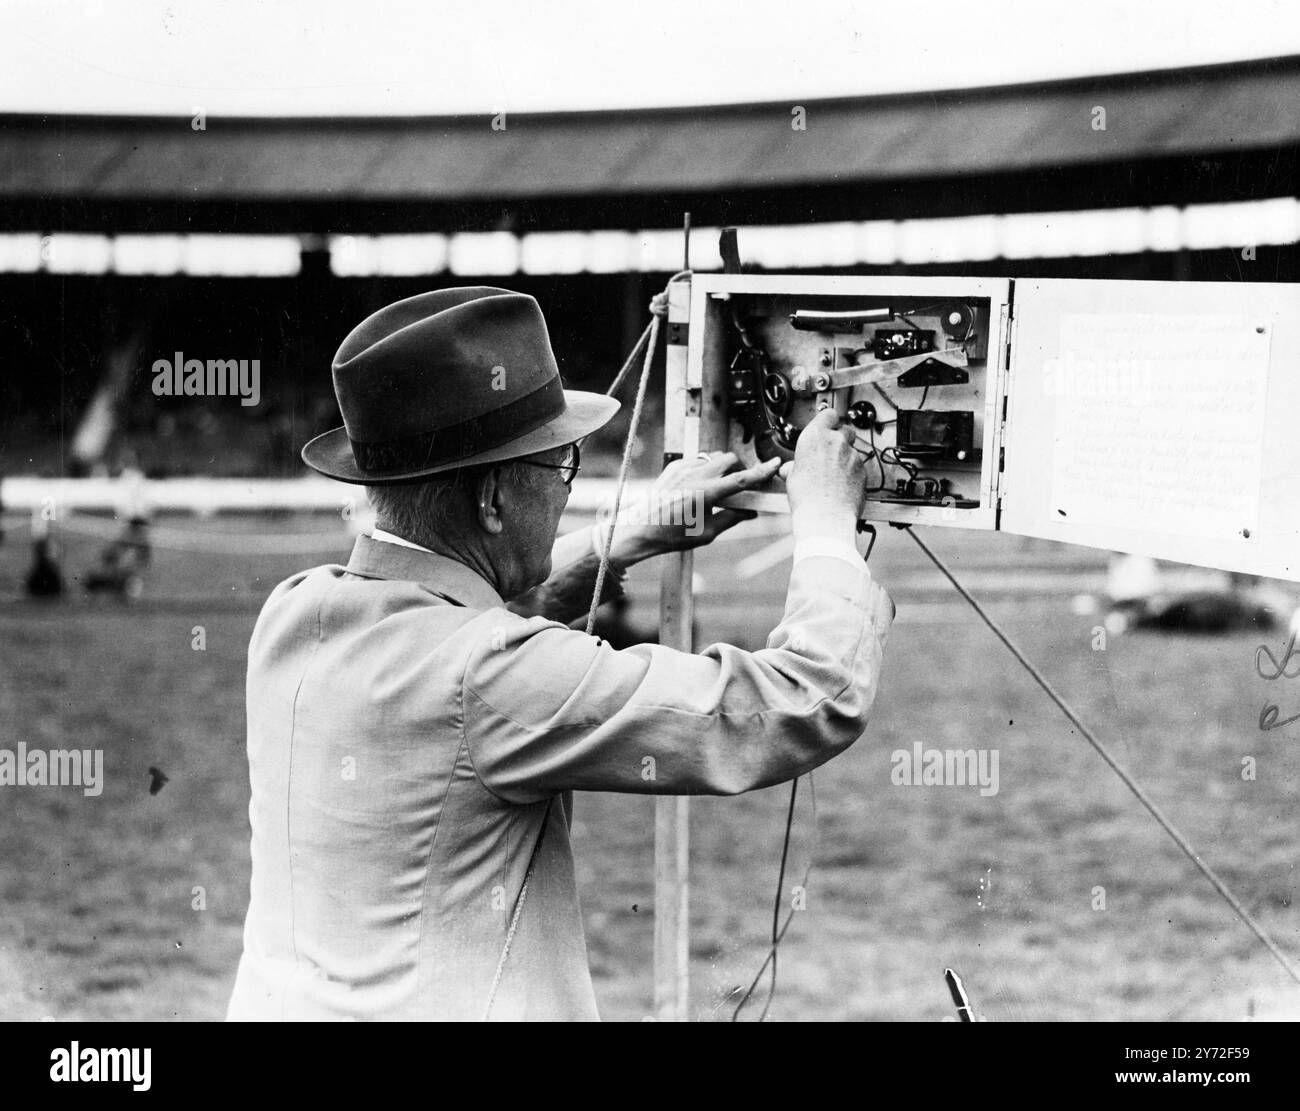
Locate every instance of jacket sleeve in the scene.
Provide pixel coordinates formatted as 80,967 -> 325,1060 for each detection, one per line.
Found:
461,554 -> 894,803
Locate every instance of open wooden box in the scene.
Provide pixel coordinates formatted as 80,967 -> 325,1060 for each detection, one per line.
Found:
666,273 -> 1300,582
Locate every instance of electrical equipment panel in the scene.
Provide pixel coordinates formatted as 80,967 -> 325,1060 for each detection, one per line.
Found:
675,274 -> 1300,581
685,275 -> 1011,531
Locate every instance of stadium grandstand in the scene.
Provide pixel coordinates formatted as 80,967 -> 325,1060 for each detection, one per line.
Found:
0,54 -> 1297,486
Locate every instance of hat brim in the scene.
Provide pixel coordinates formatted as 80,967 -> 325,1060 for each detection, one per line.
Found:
300,389 -> 620,485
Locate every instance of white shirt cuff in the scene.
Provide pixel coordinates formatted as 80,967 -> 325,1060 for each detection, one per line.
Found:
792,535 -> 862,569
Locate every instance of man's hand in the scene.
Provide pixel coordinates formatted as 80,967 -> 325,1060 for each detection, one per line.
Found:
782,409 -> 868,543
603,452 -> 781,565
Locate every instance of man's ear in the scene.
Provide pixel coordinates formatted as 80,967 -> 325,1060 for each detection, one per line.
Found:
474,467 -> 505,535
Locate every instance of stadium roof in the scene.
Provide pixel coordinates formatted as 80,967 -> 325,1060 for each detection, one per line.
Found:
1,55 -> 1297,204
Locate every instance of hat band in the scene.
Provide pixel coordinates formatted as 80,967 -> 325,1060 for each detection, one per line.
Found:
347,378 -> 565,476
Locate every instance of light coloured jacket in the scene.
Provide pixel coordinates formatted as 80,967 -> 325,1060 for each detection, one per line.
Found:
227,531 -> 893,1021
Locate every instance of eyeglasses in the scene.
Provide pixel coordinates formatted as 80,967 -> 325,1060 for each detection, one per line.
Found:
515,441 -> 581,488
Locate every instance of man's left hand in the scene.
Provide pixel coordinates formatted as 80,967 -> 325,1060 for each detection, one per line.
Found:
599,452 -> 781,566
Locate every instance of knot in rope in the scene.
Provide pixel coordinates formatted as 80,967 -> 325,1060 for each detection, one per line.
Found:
649,270 -> 691,319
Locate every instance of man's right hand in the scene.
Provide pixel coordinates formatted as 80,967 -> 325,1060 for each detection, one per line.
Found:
781,409 -> 868,542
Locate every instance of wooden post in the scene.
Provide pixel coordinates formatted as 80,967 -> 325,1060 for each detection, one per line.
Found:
654,275 -> 695,1020
655,559 -> 692,1021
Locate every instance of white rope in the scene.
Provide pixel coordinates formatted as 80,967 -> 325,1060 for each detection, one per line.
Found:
583,274 -> 687,635
481,847 -> 541,1022
586,312 -> 661,635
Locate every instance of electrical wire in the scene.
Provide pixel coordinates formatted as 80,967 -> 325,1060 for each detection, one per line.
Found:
760,778 -> 799,1022
854,426 -> 887,492
871,383 -> 900,423
730,774 -> 820,1021
879,446 -> 918,479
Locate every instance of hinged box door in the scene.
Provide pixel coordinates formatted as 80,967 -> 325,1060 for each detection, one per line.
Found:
998,278 -> 1300,582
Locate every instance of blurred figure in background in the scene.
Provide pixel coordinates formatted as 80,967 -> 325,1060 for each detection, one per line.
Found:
1103,552 -> 1278,634
83,459 -> 151,601
24,514 -> 62,599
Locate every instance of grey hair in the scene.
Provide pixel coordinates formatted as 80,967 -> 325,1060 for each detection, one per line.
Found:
366,460 -> 544,547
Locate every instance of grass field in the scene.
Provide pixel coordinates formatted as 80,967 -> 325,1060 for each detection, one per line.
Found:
1,512 -> 1298,1021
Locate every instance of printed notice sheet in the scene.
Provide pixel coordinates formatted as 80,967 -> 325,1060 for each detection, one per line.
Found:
1046,314 -> 1271,543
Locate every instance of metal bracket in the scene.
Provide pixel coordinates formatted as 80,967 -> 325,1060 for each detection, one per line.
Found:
897,358 -> 969,389
791,347 -> 969,394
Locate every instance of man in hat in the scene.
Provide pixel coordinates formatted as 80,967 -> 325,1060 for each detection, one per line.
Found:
228,287 -> 894,1021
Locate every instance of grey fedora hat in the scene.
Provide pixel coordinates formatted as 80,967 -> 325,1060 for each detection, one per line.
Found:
302,286 -> 619,484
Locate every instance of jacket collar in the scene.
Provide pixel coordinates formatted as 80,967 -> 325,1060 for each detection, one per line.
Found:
345,533 -> 505,610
